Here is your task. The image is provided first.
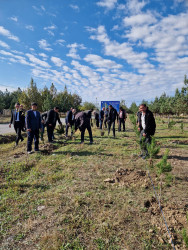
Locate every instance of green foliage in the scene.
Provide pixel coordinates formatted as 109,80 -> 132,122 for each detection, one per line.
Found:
156,149 -> 172,174
147,137 -> 160,159
56,125 -> 65,134
129,114 -> 140,138
80,101 -> 96,111
129,102 -> 138,114
168,120 -> 176,129
182,229 -> 188,247
180,122 -> 184,132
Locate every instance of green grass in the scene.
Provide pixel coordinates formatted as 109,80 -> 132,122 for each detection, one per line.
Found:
0,116 -> 188,249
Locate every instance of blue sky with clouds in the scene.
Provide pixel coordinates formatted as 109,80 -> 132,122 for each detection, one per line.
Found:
0,0 -> 188,106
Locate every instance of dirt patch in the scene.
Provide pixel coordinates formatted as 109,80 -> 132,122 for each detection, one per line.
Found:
40,143 -> 58,155
146,196 -> 187,248
0,134 -> 16,144
104,168 -> 150,189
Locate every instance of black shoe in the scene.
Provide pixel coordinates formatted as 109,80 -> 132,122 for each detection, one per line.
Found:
15,142 -> 18,146
89,141 -> 93,145
139,154 -> 143,157
80,141 -> 84,144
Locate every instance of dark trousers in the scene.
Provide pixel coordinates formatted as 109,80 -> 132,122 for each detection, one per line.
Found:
108,121 -> 115,137
80,125 -> 93,143
47,125 -> 55,142
66,123 -> 73,137
118,119 -> 125,132
96,119 -> 99,128
104,118 -> 108,128
14,121 -> 23,144
139,130 -> 151,156
100,119 -> 103,129
27,130 -> 39,151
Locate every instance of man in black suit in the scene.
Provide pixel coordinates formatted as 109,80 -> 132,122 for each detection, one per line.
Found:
65,108 -> 76,137
9,102 -> 25,146
94,111 -> 99,128
74,111 -> 93,144
45,107 -> 62,142
138,104 -> 156,159
108,105 -> 117,137
99,107 -> 105,129
26,102 -> 42,153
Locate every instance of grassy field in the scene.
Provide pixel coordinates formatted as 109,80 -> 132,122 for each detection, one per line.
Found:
0,116 -> 188,250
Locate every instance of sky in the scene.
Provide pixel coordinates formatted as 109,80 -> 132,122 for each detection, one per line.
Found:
0,0 -> 188,107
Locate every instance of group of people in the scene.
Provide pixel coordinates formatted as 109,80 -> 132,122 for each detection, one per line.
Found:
9,102 -> 156,158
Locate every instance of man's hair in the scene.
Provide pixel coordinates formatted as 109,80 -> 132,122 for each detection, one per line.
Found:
140,103 -> 147,107
109,105 -> 112,108
54,107 -> 60,110
15,102 -> 20,106
31,102 -> 37,106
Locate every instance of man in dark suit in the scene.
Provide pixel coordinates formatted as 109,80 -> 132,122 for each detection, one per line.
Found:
94,111 -> 99,128
108,105 -> 117,137
9,102 -> 25,146
74,111 -> 93,144
26,102 -> 42,153
99,107 -> 105,129
138,104 -> 156,159
118,106 -> 126,132
65,108 -> 76,137
45,107 -> 62,142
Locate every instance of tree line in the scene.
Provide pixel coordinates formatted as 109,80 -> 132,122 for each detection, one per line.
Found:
0,75 -> 188,115
127,75 -> 188,115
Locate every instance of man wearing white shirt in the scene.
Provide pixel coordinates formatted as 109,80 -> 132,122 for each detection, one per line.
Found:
138,104 -> 156,159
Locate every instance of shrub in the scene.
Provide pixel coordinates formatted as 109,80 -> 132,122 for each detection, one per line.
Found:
156,149 -> 172,174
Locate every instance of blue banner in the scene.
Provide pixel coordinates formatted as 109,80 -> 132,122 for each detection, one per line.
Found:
101,101 -> 120,112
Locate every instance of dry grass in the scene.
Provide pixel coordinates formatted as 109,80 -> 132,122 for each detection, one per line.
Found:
0,116 -> 188,249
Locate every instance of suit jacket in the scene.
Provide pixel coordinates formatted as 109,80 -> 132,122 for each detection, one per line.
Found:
10,110 -> 25,127
75,112 -> 90,131
66,110 -> 73,125
26,110 -> 41,130
45,109 -> 61,127
138,109 -> 156,136
108,108 -> 117,122
99,110 -> 104,120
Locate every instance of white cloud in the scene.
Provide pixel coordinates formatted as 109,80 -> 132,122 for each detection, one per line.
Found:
0,40 -> 10,49
39,53 -> 48,59
96,0 -> 117,10
123,13 -> 157,26
0,26 -> 20,42
69,4 -> 80,11
38,39 -> 52,51
55,39 -> 65,46
25,25 -> 34,31
51,56 -> 64,67
84,54 -> 122,69
89,25 -> 152,70
66,43 -> 86,60
26,53 -> 51,68
10,16 -> 18,22
125,0 -> 148,14
44,25 -> 56,36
